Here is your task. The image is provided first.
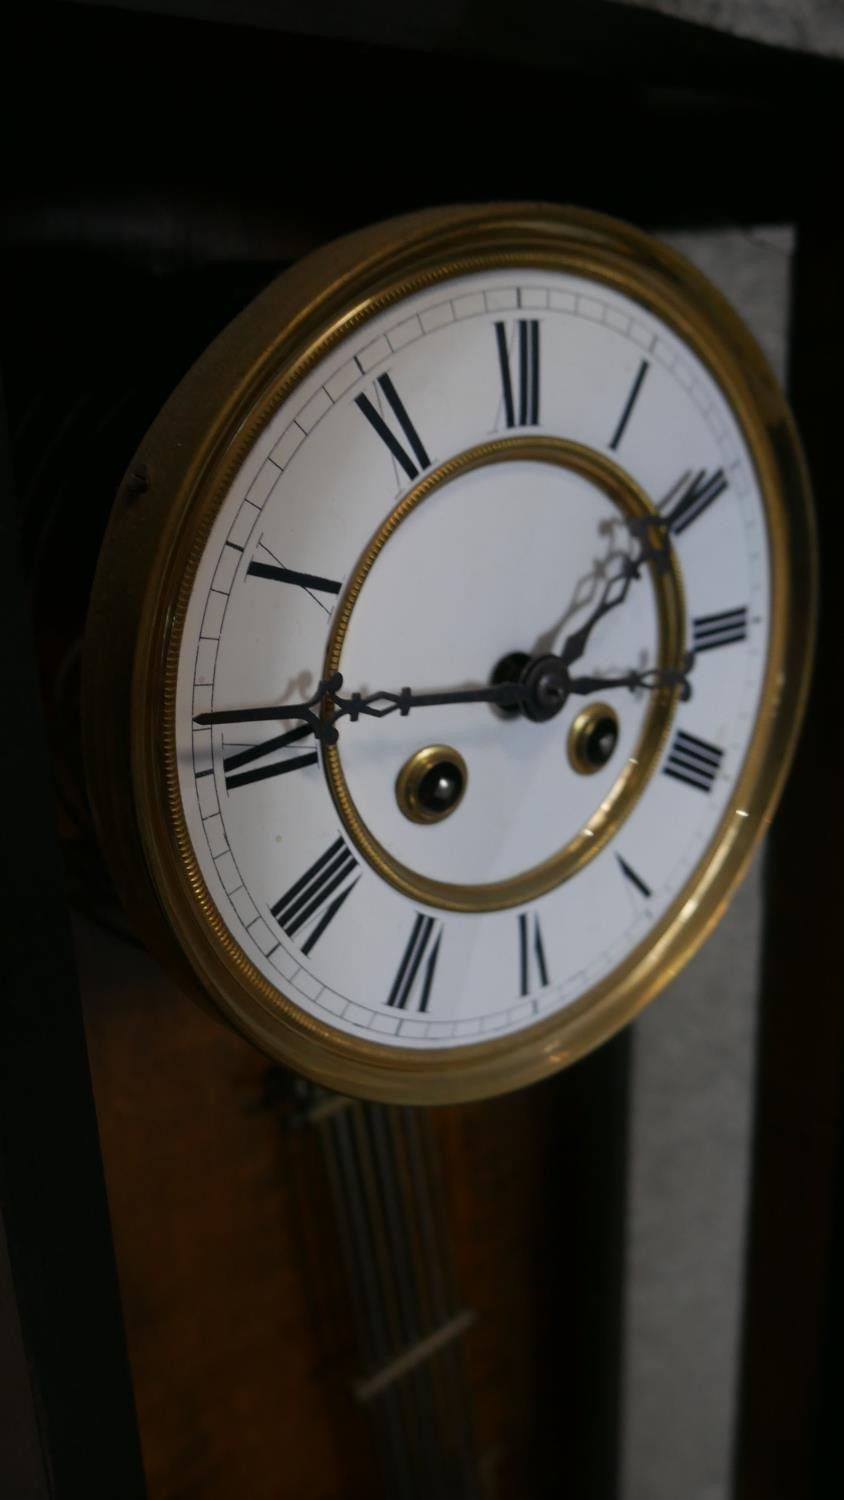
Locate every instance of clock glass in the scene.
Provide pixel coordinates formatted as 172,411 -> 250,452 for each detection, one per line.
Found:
84,207 -> 815,1101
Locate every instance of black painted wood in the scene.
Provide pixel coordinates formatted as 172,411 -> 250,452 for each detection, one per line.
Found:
4,0 -> 842,248
0,390 -> 146,1498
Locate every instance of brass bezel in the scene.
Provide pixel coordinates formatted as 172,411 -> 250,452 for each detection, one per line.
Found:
83,202 -> 817,1105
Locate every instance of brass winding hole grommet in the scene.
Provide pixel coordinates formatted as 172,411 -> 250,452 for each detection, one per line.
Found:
568,702 -> 620,775
396,745 -> 468,824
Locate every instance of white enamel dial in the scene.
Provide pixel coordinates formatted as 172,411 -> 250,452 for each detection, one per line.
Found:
174,263 -> 770,1052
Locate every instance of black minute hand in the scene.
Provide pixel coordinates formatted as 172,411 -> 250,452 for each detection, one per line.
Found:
194,673 -> 528,746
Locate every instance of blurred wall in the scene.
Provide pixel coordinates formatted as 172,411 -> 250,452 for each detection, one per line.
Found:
612,0 -> 844,55
621,227 -> 794,1500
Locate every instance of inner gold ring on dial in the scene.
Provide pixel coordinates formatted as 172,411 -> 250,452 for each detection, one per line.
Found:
323,436 -> 685,914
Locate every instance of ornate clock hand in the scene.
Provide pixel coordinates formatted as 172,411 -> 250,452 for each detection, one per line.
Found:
514,648 -> 694,721
194,673 -> 527,746
558,518 -> 671,669
194,675 -> 341,740
568,653 -> 696,702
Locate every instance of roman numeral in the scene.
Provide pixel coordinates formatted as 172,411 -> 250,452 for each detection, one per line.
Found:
224,724 -> 317,791
663,468 -> 728,536
691,606 -> 748,653
247,561 -> 341,595
495,319 -> 540,427
271,837 -> 359,955
386,913 -> 442,1013
616,854 -> 652,899
609,358 -> 649,450
663,730 -> 724,793
355,373 -> 430,482
518,912 -> 549,997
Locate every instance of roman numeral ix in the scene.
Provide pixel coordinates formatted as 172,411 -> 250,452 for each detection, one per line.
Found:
271,837 -> 359,955
224,723 -> 317,791
691,607 -> 749,653
663,730 -> 724,793
386,913 -> 442,1013
518,912 -> 549,997
355,373 -> 430,482
495,319 -> 540,427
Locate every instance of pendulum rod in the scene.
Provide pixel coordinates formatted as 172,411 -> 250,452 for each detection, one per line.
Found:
402,1106 -> 480,1495
308,1090 -> 481,1497
320,1101 -> 413,1497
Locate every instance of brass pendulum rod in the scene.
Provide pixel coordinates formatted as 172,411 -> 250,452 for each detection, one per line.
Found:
308,1090 -> 481,1498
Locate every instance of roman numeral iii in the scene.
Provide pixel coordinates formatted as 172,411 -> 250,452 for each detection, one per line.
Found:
691,607 -> 748,653
386,913 -> 442,1012
518,912 -> 549,996
355,373 -> 430,482
495,319 -> 540,427
271,837 -> 359,955
663,730 -> 724,793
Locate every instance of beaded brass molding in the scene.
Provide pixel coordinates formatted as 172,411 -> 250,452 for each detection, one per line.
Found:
323,436 -> 684,913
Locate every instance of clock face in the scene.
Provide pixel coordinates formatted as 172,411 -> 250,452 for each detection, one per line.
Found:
177,263 -> 766,1049
85,205 -> 814,1101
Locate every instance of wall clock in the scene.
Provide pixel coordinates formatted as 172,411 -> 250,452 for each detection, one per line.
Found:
83,203 -> 816,1104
